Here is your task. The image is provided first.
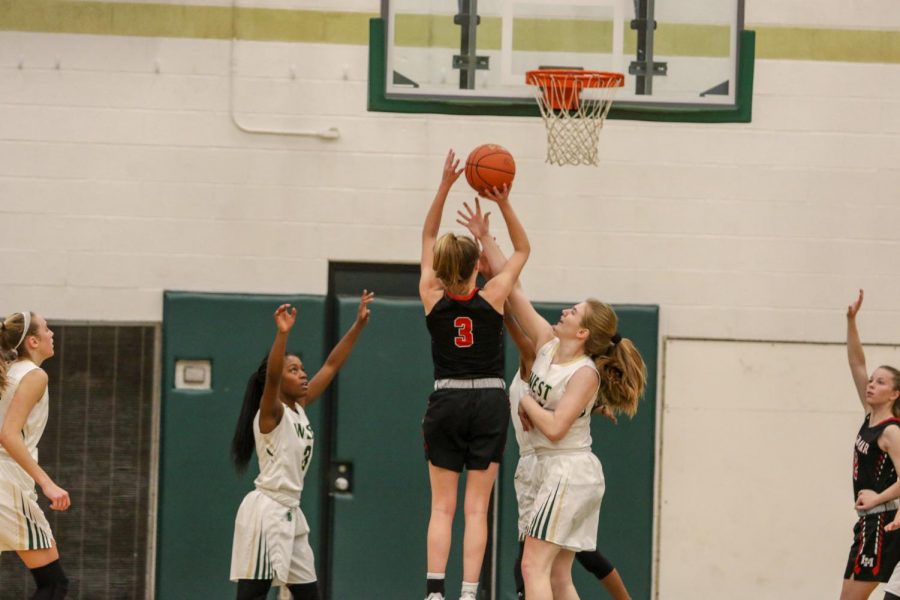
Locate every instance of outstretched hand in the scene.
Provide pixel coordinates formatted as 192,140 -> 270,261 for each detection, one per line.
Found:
480,183 -> 510,203
847,289 -> 864,319
456,197 -> 492,239
441,149 -> 464,188
356,289 -> 376,326
274,304 -> 297,333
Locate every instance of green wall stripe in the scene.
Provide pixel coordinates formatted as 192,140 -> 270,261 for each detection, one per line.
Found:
0,1 -> 898,63
0,0 -> 376,42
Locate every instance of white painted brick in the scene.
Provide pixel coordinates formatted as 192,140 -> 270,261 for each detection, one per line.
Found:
0,33 -> 229,75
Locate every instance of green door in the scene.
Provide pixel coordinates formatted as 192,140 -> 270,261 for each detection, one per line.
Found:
157,293 -> 326,600
328,295 -> 473,598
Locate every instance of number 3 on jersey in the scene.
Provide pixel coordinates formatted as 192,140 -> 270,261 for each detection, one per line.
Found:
454,316 -> 474,348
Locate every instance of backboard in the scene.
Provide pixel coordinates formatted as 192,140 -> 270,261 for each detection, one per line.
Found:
369,0 -> 752,122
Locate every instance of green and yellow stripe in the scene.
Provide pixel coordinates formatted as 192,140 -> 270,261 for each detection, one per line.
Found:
0,1 -> 898,63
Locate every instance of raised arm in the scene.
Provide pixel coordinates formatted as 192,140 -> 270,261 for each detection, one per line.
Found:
0,369 -> 70,511
420,150 -> 464,306
304,290 -> 374,407
258,304 -> 296,434
505,309 -> 536,379
847,289 -> 869,409
458,199 -> 551,349
518,366 -> 599,442
476,185 -> 530,311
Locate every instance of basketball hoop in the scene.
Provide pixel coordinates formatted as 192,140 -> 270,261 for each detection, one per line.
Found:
525,70 -> 624,166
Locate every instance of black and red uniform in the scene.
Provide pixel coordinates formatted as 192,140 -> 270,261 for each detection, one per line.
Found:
422,289 -> 509,472
844,414 -> 900,581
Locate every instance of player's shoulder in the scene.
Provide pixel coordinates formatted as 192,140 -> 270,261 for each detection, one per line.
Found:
19,365 -> 48,384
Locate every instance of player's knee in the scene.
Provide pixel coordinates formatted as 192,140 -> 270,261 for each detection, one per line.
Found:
575,549 -> 614,580
431,499 -> 456,519
519,552 -> 543,585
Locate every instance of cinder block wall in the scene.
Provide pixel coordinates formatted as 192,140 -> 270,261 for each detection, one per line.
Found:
1,1 -> 898,598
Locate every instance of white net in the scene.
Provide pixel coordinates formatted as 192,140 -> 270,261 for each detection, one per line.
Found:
527,71 -> 623,166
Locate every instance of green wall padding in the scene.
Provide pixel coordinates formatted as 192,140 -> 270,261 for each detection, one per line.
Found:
158,292 -> 657,599
158,292 -> 326,600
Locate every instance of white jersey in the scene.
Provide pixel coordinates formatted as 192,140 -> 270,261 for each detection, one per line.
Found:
525,338 -> 599,453
509,373 -> 533,456
252,404 -> 314,507
0,360 -> 49,490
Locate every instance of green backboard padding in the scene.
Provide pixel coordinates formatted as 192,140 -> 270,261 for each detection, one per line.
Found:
498,302 -> 658,599
158,292 -> 326,600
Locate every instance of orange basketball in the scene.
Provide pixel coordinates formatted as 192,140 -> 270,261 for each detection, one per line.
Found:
465,144 -> 516,196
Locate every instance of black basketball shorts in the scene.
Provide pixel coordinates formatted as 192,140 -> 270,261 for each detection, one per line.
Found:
844,510 -> 900,582
422,387 -> 510,472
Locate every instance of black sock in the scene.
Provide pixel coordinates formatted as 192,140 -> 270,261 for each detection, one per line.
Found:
885,593 -> 900,600
236,579 -> 272,600
426,577 -> 445,595
30,560 -> 68,600
288,581 -> 320,600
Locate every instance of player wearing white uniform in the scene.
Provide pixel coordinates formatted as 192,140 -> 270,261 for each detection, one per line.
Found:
500,309 -> 631,600
0,311 -> 71,598
524,338 -> 603,551
458,203 -> 646,600
230,294 -> 373,600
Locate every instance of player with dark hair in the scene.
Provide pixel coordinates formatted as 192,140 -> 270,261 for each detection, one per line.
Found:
229,293 -> 373,600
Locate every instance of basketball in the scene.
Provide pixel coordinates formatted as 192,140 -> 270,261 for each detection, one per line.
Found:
465,144 -> 516,196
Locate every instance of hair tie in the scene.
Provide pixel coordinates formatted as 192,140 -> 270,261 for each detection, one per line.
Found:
15,311 -> 31,349
610,332 -> 622,345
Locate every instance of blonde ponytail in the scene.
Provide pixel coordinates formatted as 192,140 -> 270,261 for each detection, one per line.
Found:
0,312 -> 32,392
433,233 -> 479,291
594,338 -> 647,417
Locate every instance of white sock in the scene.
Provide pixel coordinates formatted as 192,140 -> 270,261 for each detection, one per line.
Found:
461,581 -> 478,595
427,572 -> 445,580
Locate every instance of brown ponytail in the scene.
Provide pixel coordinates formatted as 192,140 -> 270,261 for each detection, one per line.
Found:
0,312 -> 34,392
582,299 -> 647,417
432,233 -> 479,291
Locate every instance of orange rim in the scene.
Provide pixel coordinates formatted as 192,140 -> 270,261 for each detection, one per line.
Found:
525,69 -> 625,89
526,70 -> 624,111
